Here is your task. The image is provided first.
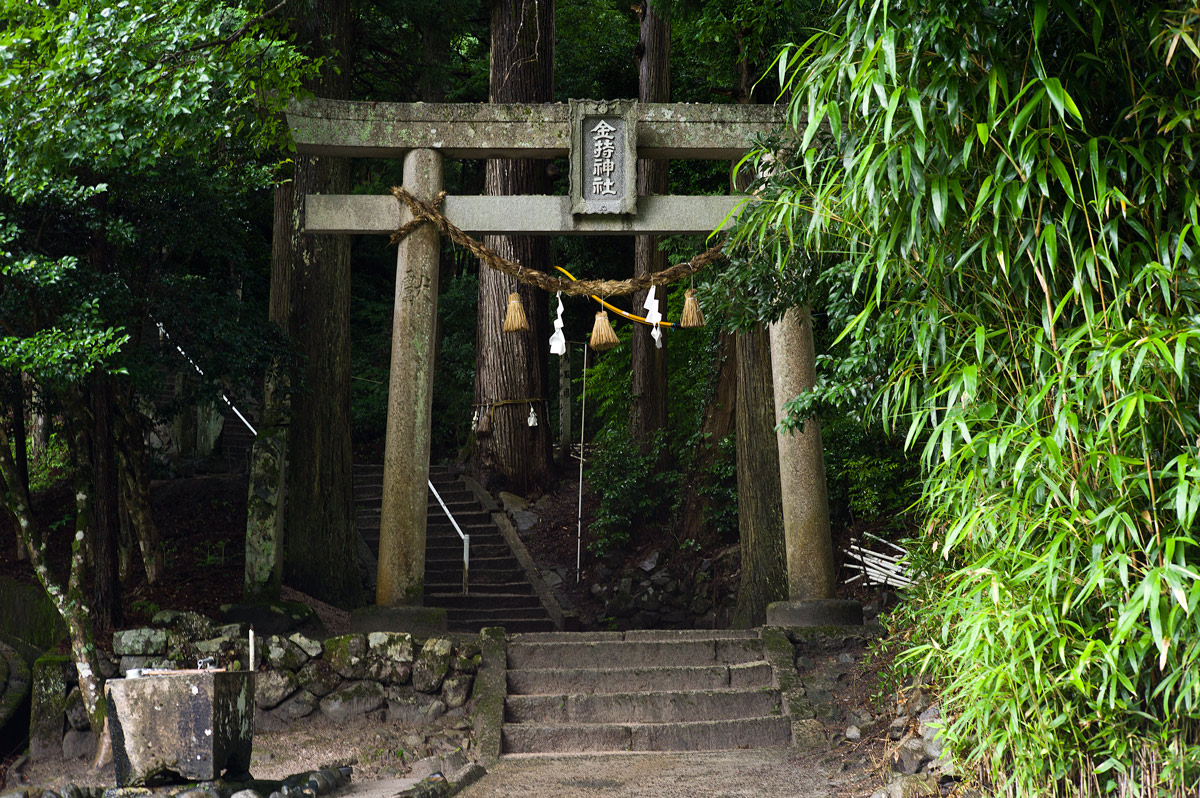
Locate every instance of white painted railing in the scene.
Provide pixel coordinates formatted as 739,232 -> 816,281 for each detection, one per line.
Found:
429,480 -> 469,595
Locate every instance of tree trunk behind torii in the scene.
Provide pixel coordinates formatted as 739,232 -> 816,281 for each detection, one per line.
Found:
472,0 -> 555,495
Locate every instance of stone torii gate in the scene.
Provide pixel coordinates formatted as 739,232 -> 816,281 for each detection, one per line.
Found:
284,98 -> 840,617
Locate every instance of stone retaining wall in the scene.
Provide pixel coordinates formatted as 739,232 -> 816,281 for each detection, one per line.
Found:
30,609 -> 480,763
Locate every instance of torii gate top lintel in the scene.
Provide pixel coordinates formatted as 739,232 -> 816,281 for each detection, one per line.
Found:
286,98 -> 780,237
287,97 -> 782,160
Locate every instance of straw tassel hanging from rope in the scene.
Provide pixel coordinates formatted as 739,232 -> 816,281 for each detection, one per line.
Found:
589,310 -> 619,351
680,287 -> 706,328
503,292 -> 529,333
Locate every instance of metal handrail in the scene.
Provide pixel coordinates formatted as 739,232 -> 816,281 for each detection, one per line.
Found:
429,480 -> 470,595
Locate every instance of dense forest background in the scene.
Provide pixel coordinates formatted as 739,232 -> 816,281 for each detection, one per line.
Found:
4,0 -> 1199,795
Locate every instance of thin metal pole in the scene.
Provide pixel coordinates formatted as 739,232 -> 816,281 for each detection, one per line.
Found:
576,344 -> 588,583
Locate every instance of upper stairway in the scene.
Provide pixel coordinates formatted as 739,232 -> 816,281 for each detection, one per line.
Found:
353,463 -> 556,633
501,629 -> 792,754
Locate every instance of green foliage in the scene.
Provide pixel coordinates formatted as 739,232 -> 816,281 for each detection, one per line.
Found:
696,432 -> 738,540
431,268 -> 478,459
26,431 -> 70,495
586,428 -> 680,554
0,0 -> 311,199
736,0 -> 1200,793
821,417 -> 915,529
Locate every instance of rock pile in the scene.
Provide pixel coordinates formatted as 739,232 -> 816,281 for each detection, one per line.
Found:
870,678 -> 966,798
587,550 -> 737,630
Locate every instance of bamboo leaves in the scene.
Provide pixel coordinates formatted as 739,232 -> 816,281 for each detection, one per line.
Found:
731,0 -> 1200,792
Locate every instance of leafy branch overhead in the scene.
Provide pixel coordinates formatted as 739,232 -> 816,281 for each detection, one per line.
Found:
0,0 -> 314,200
735,0 -> 1200,793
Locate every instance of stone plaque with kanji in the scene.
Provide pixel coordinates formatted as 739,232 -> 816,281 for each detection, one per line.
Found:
570,99 -> 637,215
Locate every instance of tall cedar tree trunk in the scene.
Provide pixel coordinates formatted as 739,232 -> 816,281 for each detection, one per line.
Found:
281,0 -> 362,608
675,331 -> 736,546
472,0 -> 554,494
112,387 -> 164,583
732,324 -> 788,626
730,46 -> 787,627
630,1 -> 670,450
91,372 -> 123,629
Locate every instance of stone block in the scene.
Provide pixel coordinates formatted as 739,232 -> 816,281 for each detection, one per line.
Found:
219,601 -> 323,638
385,687 -> 446,725
766,600 -> 864,627
319,681 -> 385,723
113,629 -> 168,657
105,671 -> 254,786
297,659 -> 341,698
64,687 -> 91,731
119,657 -> 176,677
62,727 -> 96,760
272,689 -> 318,722
254,669 -> 299,710
440,676 -> 473,709
412,639 -> 452,694
322,634 -> 368,679
367,631 -> 413,663
264,636 -> 308,672
29,654 -> 74,762
366,659 -> 411,685
348,606 -> 448,638
288,634 -> 323,659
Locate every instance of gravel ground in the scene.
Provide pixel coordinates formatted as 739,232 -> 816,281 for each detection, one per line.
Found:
17,715 -> 442,790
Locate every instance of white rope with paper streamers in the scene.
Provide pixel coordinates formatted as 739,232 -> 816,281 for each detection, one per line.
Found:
643,286 -> 663,349
549,292 -> 567,356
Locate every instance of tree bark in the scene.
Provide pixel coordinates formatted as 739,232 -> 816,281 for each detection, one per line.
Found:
0,404 -> 108,741
630,0 -> 670,451
731,324 -> 788,628
676,330 -> 737,545
472,0 -> 554,494
91,372 -> 123,629
281,0 -> 362,608
112,390 -> 164,585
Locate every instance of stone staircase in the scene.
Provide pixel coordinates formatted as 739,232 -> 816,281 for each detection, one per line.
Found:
353,464 -> 555,633
501,629 -> 792,754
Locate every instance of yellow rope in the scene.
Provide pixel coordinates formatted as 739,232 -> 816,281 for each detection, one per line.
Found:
553,265 -> 676,329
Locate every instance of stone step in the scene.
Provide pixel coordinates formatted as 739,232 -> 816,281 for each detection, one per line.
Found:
507,663 -> 774,696
500,716 -> 792,754
439,569 -> 528,586
425,581 -> 534,596
505,689 -> 781,725
426,592 -> 544,610
443,606 -> 554,623
507,638 -> 763,670
360,530 -> 507,546
426,542 -> 512,559
427,556 -> 520,572
449,617 -> 556,634
509,630 -> 761,644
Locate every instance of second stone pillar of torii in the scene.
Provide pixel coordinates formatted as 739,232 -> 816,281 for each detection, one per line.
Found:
377,149 -> 443,605
769,306 -> 837,600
